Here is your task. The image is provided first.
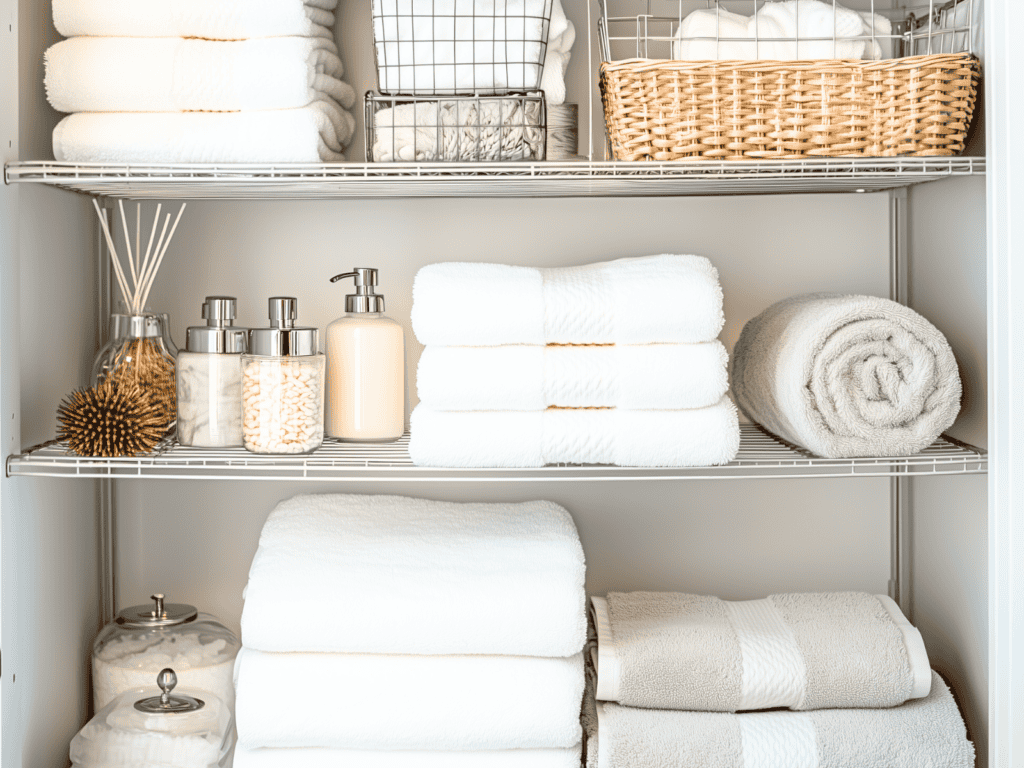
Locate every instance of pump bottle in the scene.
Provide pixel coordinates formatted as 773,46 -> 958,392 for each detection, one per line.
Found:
325,268 -> 406,442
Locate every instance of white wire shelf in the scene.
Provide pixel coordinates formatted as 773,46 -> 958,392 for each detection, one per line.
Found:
4,158 -> 984,199
6,426 -> 987,481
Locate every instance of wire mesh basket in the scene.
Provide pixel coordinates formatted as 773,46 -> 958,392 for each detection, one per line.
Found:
598,0 -> 981,161
372,0 -> 555,96
366,92 -> 547,161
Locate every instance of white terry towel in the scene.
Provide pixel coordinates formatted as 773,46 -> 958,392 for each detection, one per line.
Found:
587,671 -> 973,768
45,37 -> 355,114
540,0 -> 575,105
52,99 -> 355,163
373,0 -> 560,95
412,255 -> 725,347
591,591 -> 931,713
52,0 -> 337,40
234,745 -> 583,768
731,293 -> 962,459
240,493 -> 586,657
673,0 -> 892,61
372,98 -> 545,162
409,398 -> 741,467
234,648 -> 584,751
417,342 -> 729,411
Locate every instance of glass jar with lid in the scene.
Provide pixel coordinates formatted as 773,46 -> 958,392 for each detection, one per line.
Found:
91,594 -> 240,712
242,297 -> 325,454
72,668 -> 233,768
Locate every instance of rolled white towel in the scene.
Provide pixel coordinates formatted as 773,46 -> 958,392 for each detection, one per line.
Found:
417,342 -> 729,411
373,0 -> 552,94
234,648 -> 584,751
53,99 -> 354,163
234,745 -> 583,768
731,293 -> 962,458
52,0 -> 337,40
541,0 -> 575,105
45,37 -> 355,114
592,592 -> 931,712
411,255 -> 725,346
409,398 -> 741,467
240,493 -> 586,657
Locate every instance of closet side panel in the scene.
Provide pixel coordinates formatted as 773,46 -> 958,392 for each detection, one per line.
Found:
2,1 -> 103,767
907,176 -> 988,766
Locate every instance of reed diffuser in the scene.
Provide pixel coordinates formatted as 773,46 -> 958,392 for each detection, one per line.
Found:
91,201 -> 186,432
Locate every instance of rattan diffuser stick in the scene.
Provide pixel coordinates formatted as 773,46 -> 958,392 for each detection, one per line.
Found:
92,199 -> 186,315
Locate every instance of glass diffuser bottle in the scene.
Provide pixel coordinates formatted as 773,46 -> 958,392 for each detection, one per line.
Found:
92,313 -> 178,432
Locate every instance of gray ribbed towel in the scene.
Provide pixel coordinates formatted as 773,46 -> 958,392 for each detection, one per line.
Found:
592,591 -> 931,712
586,670 -> 973,768
730,293 -> 961,458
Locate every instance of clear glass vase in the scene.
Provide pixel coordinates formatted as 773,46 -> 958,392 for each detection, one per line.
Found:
92,313 -> 178,432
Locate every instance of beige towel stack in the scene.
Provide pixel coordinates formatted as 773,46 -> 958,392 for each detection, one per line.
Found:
585,591 -> 975,768
44,0 -> 356,162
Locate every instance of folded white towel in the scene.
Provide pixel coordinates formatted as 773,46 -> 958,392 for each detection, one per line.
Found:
541,0 -> 575,105
372,98 -> 545,162
234,648 -> 584,751
412,255 -> 725,347
409,398 -> 741,467
592,592 -> 931,712
241,493 -> 586,657
417,342 -> 729,411
45,37 -> 354,114
234,745 -> 583,768
588,671 -> 973,768
52,0 -> 337,40
52,99 -> 354,163
731,293 -> 962,458
372,0 -> 561,95
673,0 -> 892,61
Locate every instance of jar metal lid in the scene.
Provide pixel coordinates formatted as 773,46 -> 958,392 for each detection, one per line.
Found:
186,296 -> 248,354
116,593 -> 198,629
248,297 -> 318,357
134,669 -> 206,714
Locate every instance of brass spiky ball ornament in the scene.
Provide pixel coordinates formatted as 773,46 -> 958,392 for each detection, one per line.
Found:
57,380 -> 165,457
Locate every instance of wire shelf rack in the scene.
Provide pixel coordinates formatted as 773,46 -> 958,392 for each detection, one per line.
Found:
4,158 -> 984,199
6,425 -> 987,482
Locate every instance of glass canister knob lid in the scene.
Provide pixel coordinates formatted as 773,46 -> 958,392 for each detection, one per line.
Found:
134,668 -> 205,713
185,296 -> 247,354
115,593 -> 199,629
248,297 -> 318,356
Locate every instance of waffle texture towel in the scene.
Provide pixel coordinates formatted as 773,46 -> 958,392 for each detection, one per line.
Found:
409,398 -> 740,467
52,0 -> 337,39
45,37 -> 354,114
592,591 -> 931,712
234,648 -> 584,751
731,293 -> 961,458
240,493 -> 586,656
587,670 -> 972,768
417,342 -> 729,411
411,255 -> 725,346
234,745 -> 583,768
52,100 -> 354,163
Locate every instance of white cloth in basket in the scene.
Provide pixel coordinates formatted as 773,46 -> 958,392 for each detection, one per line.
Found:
673,0 -> 892,61
372,98 -> 544,162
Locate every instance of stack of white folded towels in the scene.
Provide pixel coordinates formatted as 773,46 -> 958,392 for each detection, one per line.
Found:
45,0 -> 356,162
409,254 -> 741,468
233,493 -> 588,768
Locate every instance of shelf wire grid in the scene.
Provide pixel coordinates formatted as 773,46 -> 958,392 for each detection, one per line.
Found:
6,425 -> 987,481
4,158 -> 985,199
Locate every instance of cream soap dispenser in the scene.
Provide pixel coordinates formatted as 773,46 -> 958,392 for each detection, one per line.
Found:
326,268 -> 405,442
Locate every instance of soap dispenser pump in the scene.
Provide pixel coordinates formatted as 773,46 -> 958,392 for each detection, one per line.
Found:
325,269 -> 405,442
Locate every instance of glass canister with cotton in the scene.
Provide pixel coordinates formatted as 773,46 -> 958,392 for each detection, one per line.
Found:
91,593 -> 240,713
325,268 -> 406,443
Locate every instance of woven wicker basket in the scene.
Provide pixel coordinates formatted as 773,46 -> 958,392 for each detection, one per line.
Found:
600,52 -> 980,161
